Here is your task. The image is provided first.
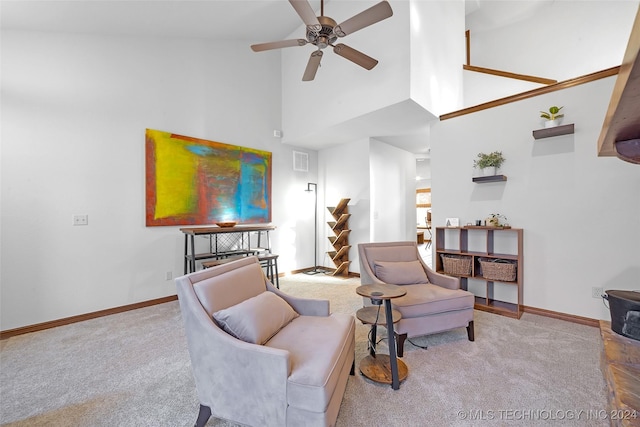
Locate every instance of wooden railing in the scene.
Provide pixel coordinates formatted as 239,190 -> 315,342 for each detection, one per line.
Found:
440,66 -> 620,121
464,30 -> 557,85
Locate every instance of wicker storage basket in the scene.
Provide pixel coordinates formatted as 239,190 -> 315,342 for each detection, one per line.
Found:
479,258 -> 517,282
441,254 -> 472,276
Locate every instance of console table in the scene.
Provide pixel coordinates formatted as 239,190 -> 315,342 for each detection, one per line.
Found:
180,225 -> 276,274
356,284 -> 408,390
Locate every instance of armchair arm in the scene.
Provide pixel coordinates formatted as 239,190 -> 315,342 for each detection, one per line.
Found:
425,268 -> 460,290
266,280 -> 330,316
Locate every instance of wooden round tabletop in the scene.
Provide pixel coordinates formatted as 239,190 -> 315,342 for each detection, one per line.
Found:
356,306 -> 401,325
356,283 -> 406,300
360,354 -> 409,385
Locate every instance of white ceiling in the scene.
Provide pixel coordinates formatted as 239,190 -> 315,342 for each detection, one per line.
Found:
0,0 -> 531,39
1,0 -> 540,155
1,0 -> 322,41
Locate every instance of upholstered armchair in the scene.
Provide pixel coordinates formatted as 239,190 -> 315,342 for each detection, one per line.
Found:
175,256 -> 355,427
358,241 -> 474,356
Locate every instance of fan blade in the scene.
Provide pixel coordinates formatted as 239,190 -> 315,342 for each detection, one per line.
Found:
333,43 -> 378,70
289,0 -> 322,32
251,39 -> 308,52
302,50 -> 323,81
334,1 -> 393,37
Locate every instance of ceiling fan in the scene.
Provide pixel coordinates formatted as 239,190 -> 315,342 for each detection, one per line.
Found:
251,0 -> 393,81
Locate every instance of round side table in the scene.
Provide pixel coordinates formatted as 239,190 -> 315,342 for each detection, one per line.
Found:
356,284 -> 408,390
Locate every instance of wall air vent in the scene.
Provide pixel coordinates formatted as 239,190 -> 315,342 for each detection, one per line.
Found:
293,151 -> 309,172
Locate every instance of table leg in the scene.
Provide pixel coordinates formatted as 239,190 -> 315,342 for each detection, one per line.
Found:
369,324 -> 377,357
266,230 -> 272,254
183,234 -> 188,275
189,235 -> 196,273
384,299 -> 400,390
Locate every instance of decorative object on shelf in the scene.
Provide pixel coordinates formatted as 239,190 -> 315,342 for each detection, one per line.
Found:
540,105 -> 564,128
445,217 -> 459,227
326,198 -> 351,276
441,254 -> 472,276
215,221 -> 237,228
478,258 -> 517,282
473,151 -> 505,176
486,213 -> 507,227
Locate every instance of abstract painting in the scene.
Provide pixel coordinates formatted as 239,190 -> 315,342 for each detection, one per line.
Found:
145,129 -> 272,226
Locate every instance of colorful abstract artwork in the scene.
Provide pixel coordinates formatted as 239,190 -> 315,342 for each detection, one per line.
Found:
145,129 -> 272,226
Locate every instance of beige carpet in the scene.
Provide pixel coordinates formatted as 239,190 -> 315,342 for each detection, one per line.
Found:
1,273 -> 609,426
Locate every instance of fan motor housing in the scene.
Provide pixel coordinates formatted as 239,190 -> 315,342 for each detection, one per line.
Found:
307,16 -> 338,48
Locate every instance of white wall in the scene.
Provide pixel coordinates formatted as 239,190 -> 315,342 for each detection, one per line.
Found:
369,139 -> 416,243
464,1 -> 639,107
317,139 -> 370,274
0,30 -> 317,330
410,0 -> 465,115
317,137 -> 415,274
430,76 -> 640,320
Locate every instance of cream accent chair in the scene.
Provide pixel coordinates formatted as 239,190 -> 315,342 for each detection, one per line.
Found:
176,256 -> 355,427
358,241 -> 474,356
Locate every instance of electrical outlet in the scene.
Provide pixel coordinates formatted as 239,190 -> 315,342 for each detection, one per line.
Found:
72,214 -> 88,226
592,287 -> 604,299
165,271 -> 173,281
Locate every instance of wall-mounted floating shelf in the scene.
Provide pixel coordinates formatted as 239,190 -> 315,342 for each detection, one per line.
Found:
532,123 -> 575,139
472,175 -> 507,183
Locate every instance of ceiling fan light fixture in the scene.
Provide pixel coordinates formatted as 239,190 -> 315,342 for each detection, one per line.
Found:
317,36 -> 329,49
251,0 -> 393,81
307,16 -> 338,47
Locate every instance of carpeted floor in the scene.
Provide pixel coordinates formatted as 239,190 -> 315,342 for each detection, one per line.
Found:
1,273 -> 609,426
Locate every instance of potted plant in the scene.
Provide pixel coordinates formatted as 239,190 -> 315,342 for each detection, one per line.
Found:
473,151 -> 506,176
540,106 -> 564,128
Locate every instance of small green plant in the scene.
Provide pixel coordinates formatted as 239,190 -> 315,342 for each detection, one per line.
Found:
473,151 -> 506,169
540,106 -> 564,121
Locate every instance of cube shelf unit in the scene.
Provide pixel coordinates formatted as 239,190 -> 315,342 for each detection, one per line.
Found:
435,226 -> 524,319
326,198 -> 351,276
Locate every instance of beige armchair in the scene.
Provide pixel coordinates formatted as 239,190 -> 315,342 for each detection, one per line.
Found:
358,241 -> 474,356
176,256 -> 355,427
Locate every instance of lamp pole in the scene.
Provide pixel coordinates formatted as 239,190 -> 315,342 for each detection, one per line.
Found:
304,182 -> 322,275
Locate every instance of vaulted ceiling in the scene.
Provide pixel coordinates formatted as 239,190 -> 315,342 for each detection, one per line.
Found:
1,1 -> 530,41
1,1 -> 550,156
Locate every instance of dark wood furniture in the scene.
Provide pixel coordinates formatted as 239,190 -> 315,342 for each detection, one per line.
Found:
355,284 -> 408,390
600,320 -> 640,426
472,174 -> 507,183
435,226 -> 524,319
532,123 -> 575,139
180,225 -> 276,274
598,8 -> 640,164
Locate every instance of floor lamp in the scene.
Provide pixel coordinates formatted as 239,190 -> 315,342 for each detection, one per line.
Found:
304,182 -> 322,275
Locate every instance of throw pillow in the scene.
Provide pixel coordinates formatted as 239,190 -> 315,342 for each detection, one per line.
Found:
374,260 -> 429,285
213,291 -> 299,345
